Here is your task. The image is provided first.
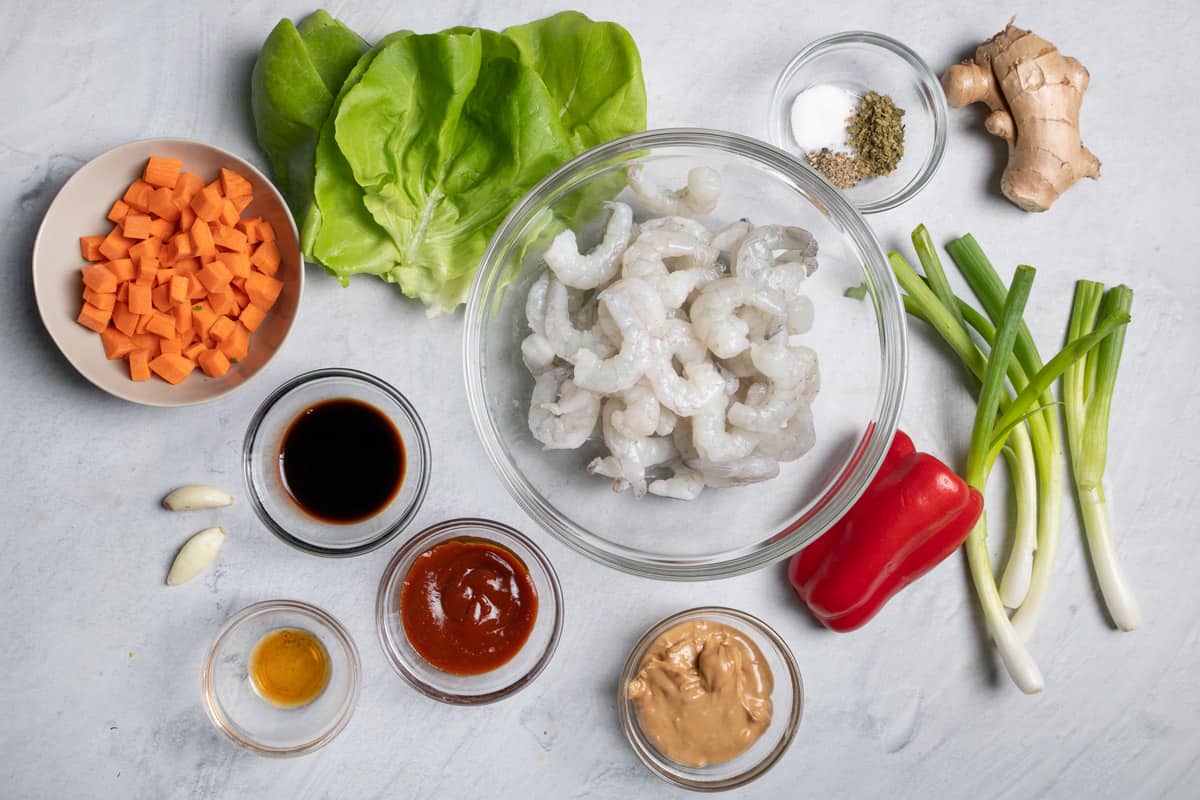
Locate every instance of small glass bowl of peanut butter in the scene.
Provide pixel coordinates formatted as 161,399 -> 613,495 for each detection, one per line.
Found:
618,607 -> 803,791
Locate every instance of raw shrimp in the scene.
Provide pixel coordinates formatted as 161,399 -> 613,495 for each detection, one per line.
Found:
622,230 -> 721,309
786,295 -> 814,335
572,282 -> 655,395
521,334 -> 556,375
544,202 -> 634,289
637,215 -> 712,243
648,460 -> 705,500
734,225 -> 818,292
689,278 -> 786,359
528,368 -> 601,450
691,393 -> 758,462
710,219 -> 753,254
611,381 -> 660,440
543,277 -> 616,362
627,165 -> 722,217
727,341 -> 818,432
646,319 -> 724,416
588,399 -> 677,496
686,454 -> 781,487
752,399 -> 816,462
655,407 -> 678,436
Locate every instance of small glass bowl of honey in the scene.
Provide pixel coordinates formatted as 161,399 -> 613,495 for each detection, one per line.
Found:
202,599 -> 361,757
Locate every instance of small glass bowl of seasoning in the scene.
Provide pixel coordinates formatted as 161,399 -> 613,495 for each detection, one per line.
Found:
618,607 -> 803,791
244,368 -> 431,556
202,599 -> 361,757
376,518 -> 563,704
768,31 -> 948,213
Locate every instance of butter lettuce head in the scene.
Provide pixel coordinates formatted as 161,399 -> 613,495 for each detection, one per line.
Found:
252,11 -> 646,315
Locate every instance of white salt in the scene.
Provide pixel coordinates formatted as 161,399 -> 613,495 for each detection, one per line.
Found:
789,84 -> 857,151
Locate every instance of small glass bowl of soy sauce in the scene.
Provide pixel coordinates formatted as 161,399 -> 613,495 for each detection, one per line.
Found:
244,368 -> 431,556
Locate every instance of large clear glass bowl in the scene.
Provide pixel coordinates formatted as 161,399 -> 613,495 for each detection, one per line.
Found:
463,129 -> 907,580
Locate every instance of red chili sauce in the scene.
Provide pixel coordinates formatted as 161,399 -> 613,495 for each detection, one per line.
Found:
400,538 -> 538,675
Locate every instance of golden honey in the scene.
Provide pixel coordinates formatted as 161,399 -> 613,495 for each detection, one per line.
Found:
249,628 -> 331,708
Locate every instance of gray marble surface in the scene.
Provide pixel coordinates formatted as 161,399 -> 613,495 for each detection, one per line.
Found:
2,1 -> 1198,797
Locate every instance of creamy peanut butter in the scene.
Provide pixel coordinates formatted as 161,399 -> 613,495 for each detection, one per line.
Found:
627,619 -> 773,767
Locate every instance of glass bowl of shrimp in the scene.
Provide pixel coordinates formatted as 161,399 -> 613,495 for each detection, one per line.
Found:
464,128 -> 907,580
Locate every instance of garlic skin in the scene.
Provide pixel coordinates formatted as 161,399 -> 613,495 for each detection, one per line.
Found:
166,527 -> 228,586
162,485 -> 234,511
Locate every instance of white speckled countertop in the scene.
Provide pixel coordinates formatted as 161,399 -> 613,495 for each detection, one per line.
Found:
2,1 -> 1198,797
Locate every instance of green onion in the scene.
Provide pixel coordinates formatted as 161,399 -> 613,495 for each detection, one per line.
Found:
1064,281 -> 1139,631
891,228 -> 1131,693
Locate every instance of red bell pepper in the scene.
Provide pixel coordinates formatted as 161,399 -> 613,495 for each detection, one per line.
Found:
787,429 -> 983,631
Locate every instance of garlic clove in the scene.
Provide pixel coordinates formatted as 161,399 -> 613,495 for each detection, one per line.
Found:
166,527 -> 228,586
162,485 -> 234,511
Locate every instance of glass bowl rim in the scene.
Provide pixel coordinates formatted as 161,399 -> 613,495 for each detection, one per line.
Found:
617,605 -> 803,791
374,517 -> 565,705
242,367 -> 432,558
463,127 -> 908,580
766,30 -> 949,214
200,598 -> 362,758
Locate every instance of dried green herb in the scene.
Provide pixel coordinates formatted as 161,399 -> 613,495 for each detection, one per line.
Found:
848,91 -> 905,177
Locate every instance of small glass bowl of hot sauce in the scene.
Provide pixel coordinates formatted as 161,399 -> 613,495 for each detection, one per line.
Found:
243,368 -> 431,557
376,518 -> 564,704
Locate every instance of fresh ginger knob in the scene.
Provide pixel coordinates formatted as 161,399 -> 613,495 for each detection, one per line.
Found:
942,22 -> 1100,212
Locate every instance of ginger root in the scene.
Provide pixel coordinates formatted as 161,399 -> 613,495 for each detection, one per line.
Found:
943,22 -> 1100,212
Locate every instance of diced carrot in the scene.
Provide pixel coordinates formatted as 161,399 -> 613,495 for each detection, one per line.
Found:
173,171 -> 204,205
174,301 -> 193,334
121,213 -> 153,239
149,218 -> 175,240
169,274 -> 188,305
104,258 -> 136,283
155,268 -> 175,287
190,219 -> 216,256
231,276 -> 246,291
237,217 -> 260,244
238,303 -> 267,332
174,257 -> 200,275
204,178 -> 224,196
127,282 -> 153,315
116,282 -> 129,303
192,301 -> 216,336
208,290 -> 234,317
76,302 -> 111,333
184,342 -> 206,361
131,332 -> 161,359
230,194 -> 253,214
83,287 -> 116,311
112,301 -> 138,336
216,251 -> 251,279
100,327 -> 135,360
212,225 -> 248,253
146,312 -> 176,339
137,257 -> 159,281
82,263 -> 118,293
198,347 -> 230,378
123,179 -> 154,212
197,260 -> 233,293
129,349 -> 150,382
80,236 -> 105,261
249,240 -> 281,276
219,199 -> 240,227
134,313 -> 153,335
172,232 -> 194,258
218,322 -> 250,361
151,283 -> 172,313
187,274 -> 207,300
257,221 -> 276,242
107,199 -> 130,223
219,167 -> 252,198
128,236 -> 161,262
99,227 -> 135,261
245,272 -> 283,310
231,286 -> 250,311
209,315 -> 237,342
148,187 -> 181,222
143,157 -> 183,189
160,337 -> 182,356
179,204 -> 196,231
148,353 -> 195,384
179,328 -> 197,349
190,186 -> 223,222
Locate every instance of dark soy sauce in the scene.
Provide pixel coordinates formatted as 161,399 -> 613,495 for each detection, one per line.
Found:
279,398 -> 404,524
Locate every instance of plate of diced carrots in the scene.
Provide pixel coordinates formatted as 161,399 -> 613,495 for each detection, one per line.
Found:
33,139 -> 302,406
